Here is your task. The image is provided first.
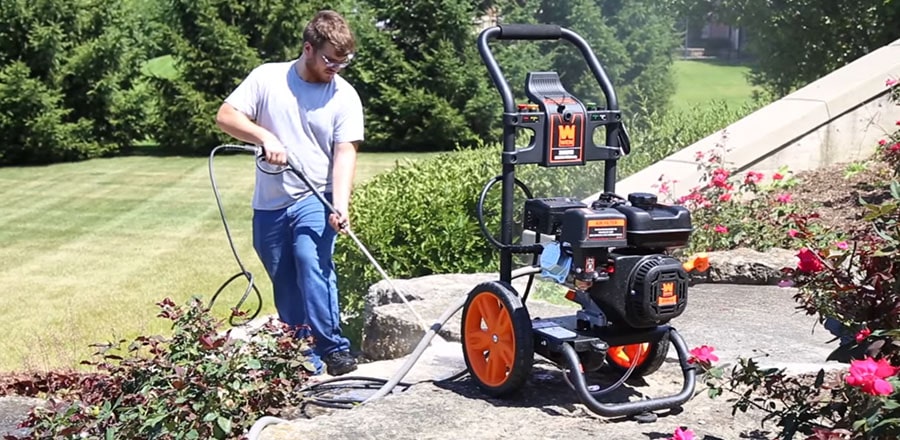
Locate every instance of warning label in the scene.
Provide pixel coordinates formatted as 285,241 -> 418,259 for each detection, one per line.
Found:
587,219 -> 625,240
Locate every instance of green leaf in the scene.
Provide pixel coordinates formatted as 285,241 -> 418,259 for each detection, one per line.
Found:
246,358 -> 261,369
874,417 -> 900,429
144,413 -> 167,428
882,399 -> 900,410
217,416 -> 232,434
203,411 -> 219,422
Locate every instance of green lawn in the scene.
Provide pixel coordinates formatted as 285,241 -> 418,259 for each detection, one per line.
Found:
671,59 -> 758,112
0,151 -> 433,372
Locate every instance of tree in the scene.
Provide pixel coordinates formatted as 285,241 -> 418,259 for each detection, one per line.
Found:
0,0 -> 156,164
357,0 -> 498,151
153,0 -> 281,153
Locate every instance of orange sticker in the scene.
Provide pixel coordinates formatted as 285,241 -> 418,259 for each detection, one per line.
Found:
558,124 -> 576,147
587,219 -> 626,227
661,282 -> 675,296
658,295 -> 678,306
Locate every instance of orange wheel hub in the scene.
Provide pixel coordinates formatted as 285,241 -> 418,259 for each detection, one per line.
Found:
464,292 -> 516,387
607,343 -> 650,369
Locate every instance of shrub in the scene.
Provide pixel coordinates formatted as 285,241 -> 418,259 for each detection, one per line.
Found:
0,62 -> 101,165
667,136 -> 839,254
335,145 -> 500,314
7,298 -> 315,440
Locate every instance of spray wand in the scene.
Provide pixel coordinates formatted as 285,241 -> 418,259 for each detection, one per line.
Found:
275,149 -> 439,337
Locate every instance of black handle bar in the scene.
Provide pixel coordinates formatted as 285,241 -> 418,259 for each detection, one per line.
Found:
477,25 -> 619,113
495,24 -> 562,40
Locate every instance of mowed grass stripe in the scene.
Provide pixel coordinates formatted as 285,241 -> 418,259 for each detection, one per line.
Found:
0,165 -> 140,224
0,155 -> 266,370
1,158 -> 225,275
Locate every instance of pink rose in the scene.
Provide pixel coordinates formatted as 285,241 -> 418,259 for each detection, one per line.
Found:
846,357 -> 898,396
796,248 -> 823,273
671,427 -> 695,440
855,328 -> 871,343
688,345 -> 719,366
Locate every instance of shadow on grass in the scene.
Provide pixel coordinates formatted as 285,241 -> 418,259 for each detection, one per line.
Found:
120,142 -> 242,159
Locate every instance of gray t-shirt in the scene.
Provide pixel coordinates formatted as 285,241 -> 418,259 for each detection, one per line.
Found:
225,61 -> 364,210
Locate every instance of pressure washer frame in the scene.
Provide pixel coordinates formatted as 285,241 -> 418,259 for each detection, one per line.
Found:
478,24 -> 625,283
470,24 -> 697,418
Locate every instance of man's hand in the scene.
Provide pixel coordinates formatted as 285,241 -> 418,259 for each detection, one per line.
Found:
262,136 -> 287,166
329,211 -> 349,233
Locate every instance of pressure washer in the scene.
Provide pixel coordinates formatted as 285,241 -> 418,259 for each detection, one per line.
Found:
458,24 -> 698,420
211,23 -> 703,438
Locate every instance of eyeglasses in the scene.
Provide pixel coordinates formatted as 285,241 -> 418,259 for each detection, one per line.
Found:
321,53 -> 354,69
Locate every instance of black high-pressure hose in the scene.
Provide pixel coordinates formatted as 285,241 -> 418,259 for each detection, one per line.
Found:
475,175 -> 542,302
208,144 -> 264,326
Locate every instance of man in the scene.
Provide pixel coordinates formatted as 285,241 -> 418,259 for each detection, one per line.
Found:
215,10 -> 363,376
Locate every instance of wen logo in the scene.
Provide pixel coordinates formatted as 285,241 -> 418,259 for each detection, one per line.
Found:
558,124 -> 576,147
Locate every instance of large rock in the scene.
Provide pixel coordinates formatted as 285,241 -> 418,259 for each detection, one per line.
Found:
705,247 -> 797,285
360,247 -> 803,359
361,273 -> 576,360
0,396 -> 43,438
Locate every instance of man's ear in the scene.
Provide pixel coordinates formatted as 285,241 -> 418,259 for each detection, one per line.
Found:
302,41 -> 313,57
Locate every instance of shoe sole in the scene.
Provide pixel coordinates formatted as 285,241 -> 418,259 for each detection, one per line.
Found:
326,363 -> 358,376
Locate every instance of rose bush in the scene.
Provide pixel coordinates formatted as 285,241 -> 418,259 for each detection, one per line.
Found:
656,134 -> 841,255
681,77 -> 900,439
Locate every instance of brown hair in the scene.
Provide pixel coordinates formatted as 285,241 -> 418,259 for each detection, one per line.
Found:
303,10 -> 356,56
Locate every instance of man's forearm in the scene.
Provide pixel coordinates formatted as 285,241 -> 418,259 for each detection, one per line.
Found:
331,142 -> 358,214
216,103 -> 276,146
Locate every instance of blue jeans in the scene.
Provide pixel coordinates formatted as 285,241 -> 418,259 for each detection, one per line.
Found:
253,193 -> 351,363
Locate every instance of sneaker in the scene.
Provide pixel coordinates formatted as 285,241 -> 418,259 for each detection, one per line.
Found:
323,350 -> 358,376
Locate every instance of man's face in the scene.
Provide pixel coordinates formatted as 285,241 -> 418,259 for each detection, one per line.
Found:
303,42 -> 352,83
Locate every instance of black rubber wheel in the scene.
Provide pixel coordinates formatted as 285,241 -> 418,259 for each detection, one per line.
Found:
605,331 -> 670,377
461,281 -> 534,397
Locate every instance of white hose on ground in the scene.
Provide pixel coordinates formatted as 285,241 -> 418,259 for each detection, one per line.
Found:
363,266 -> 541,404
247,416 -> 289,439
363,295 -> 468,403
245,265 -> 543,439
363,265 -> 541,403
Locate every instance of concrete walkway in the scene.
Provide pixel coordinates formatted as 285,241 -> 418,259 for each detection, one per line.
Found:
258,283 -> 843,440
